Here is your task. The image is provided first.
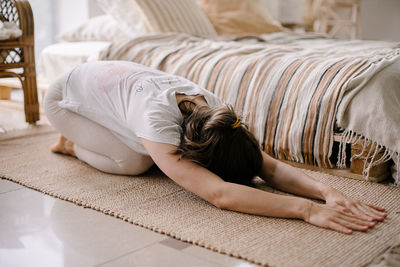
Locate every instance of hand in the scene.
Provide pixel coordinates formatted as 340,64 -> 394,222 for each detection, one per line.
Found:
324,188 -> 386,222
304,201 -> 377,234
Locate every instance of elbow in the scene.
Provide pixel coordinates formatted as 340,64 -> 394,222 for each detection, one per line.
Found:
210,185 -> 232,210
212,197 -> 228,210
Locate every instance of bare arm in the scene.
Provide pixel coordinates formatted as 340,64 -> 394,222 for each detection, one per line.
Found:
258,151 -> 331,200
140,138 -> 310,219
259,151 -> 386,224
140,138 -> 383,234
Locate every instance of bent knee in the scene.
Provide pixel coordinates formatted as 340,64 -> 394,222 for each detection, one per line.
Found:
117,155 -> 154,175
44,72 -> 70,120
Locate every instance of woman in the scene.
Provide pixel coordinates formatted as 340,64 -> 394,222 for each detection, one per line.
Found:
45,61 -> 386,235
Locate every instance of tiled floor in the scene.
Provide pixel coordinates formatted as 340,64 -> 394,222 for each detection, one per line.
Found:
0,91 -> 257,267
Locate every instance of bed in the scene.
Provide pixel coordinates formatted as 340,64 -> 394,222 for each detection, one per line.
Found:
39,0 -> 400,185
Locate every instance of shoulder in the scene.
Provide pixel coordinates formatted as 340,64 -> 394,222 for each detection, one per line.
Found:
202,90 -> 223,107
132,88 -> 182,146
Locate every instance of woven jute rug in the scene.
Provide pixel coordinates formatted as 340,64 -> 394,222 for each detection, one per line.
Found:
1,126 -> 400,267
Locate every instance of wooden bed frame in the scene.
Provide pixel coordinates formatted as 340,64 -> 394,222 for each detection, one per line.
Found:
286,133 -> 391,183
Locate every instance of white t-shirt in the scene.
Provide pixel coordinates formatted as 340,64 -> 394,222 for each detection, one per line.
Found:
58,61 -> 222,155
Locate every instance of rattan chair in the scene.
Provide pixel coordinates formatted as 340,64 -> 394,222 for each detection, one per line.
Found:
0,0 -> 39,123
306,0 -> 360,40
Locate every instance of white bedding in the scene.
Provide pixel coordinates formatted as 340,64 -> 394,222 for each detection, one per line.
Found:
38,41 -> 111,83
336,58 -> 400,183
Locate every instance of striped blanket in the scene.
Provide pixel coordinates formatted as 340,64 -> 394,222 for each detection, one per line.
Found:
98,32 -> 400,169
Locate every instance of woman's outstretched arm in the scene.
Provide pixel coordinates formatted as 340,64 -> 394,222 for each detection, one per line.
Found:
258,151 -> 330,200
141,138 -> 378,234
258,151 -> 386,222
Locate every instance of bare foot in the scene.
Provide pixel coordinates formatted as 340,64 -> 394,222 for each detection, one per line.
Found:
51,135 -> 76,157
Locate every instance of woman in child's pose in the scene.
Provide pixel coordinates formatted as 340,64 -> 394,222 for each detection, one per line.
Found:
45,61 -> 386,234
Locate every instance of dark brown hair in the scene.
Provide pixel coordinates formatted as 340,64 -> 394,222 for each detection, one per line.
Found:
174,100 -> 263,186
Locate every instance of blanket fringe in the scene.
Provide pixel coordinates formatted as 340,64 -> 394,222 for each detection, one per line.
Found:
337,129 -> 399,185
393,153 -> 400,186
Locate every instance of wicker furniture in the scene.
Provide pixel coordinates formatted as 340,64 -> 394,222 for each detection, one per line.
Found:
0,0 -> 39,123
310,0 -> 360,39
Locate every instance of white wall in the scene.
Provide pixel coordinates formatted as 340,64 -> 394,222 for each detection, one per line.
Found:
88,0 -> 104,18
264,0 -> 306,24
266,0 -> 400,41
29,0 -> 55,68
360,0 -> 400,41
55,0 -> 89,36
29,0 -> 90,72
275,0 -> 305,25
263,0 -> 280,19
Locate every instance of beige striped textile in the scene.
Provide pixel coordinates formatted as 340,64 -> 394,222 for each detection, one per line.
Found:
99,32 -> 400,168
134,0 -> 217,37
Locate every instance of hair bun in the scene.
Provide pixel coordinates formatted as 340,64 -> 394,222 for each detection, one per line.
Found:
174,103 -> 262,186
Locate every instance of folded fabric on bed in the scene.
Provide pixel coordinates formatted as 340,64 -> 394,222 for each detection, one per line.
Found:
98,32 -> 400,182
336,59 -> 400,184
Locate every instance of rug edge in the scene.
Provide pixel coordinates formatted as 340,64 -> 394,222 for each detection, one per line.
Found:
0,125 -> 55,141
0,174 -> 270,267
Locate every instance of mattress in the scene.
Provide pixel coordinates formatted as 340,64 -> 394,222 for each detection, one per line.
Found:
38,41 -> 110,83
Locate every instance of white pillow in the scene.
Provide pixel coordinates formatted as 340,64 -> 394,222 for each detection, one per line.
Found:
57,15 -> 128,42
96,0 -> 147,36
0,21 -> 22,40
96,0 -> 217,37
134,0 -> 218,37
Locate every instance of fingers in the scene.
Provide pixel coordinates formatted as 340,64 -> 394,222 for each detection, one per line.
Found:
338,200 -> 387,222
367,203 -> 385,212
329,221 -> 353,235
342,212 -> 376,226
337,203 -> 373,221
345,206 -> 375,221
328,212 -> 377,234
335,220 -> 368,232
364,203 -> 387,218
335,213 -> 375,231
356,203 -> 386,222
308,202 -> 385,235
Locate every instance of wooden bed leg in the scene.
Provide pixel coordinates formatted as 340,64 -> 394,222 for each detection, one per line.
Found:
284,134 -> 392,183
350,140 -> 391,181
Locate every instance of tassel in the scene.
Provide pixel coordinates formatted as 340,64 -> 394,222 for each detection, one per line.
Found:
339,131 -> 395,183
393,152 -> 400,186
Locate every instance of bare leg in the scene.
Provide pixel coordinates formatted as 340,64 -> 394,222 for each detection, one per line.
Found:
51,135 -> 76,157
